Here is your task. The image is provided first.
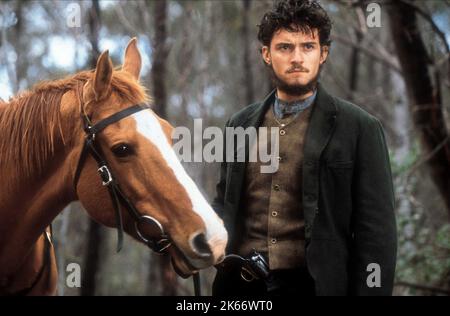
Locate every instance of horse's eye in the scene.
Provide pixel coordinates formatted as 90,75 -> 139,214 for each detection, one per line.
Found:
111,143 -> 134,158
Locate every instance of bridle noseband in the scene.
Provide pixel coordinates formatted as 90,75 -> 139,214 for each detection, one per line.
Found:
73,103 -> 171,254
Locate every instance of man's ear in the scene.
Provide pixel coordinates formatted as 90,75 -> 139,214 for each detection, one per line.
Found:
93,50 -> 113,101
261,46 -> 271,65
320,46 -> 329,65
122,37 -> 142,80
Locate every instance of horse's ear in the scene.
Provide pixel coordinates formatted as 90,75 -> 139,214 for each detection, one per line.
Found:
93,50 -> 113,101
122,37 -> 142,80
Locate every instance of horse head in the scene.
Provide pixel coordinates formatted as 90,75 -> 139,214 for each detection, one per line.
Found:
72,38 -> 227,277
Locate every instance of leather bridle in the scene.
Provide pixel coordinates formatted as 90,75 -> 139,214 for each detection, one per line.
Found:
72,102 -> 202,296
73,103 -> 171,254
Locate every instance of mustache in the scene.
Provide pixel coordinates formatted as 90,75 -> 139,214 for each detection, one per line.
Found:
286,66 -> 309,73
268,63 -> 320,97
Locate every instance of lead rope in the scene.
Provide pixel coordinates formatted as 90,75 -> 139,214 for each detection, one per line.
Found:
193,272 -> 201,296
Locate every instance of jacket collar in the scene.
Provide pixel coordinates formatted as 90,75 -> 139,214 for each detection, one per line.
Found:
239,82 -> 337,168
243,82 -> 337,131
241,89 -> 276,129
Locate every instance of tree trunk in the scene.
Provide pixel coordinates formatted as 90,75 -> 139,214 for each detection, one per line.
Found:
11,0 -> 26,92
348,29 -> 363,102
56,205 -> 71,296
81,0 -> 104,296
148,0 -> 178,296
81,217 -> 104,296
87,0 -> 101,67
348,1 -> 365,103
388,2 -> 450,215
242,0 -> 254,105
151,0 -> 169,119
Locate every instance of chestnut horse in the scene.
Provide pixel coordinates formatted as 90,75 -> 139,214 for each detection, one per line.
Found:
0,38 -> 227,295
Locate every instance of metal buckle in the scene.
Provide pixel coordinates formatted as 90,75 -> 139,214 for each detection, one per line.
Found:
98,165 -> 113,186
85,125 -> 96,141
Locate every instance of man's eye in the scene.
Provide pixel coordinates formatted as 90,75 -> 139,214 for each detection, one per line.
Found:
281,45 -> 290,50
304,44 -> 314,50
111,143 -> 134,158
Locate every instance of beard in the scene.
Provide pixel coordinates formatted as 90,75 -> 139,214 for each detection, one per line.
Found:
269,64 -> 321,97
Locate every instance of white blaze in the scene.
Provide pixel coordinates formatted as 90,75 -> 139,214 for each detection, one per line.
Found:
132,110 -> 227,257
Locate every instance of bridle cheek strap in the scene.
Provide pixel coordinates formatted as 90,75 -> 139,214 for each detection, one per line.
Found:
73,104 -> 171,253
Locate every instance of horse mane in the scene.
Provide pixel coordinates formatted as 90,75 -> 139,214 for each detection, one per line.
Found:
0,69 -> 149,180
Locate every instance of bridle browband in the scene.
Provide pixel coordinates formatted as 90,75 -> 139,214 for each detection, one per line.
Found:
73,103 -> 171,254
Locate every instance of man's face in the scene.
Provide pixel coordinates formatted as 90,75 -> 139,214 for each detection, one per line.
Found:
262,27 -> 329,97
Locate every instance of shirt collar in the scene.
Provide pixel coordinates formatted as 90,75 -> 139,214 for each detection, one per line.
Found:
274,89 -> 317,119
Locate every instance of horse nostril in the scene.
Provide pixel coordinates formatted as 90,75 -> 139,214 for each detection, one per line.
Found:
189,232 -> 212,258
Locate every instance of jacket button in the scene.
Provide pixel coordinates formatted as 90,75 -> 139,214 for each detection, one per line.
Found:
270,238 -> 277,244
315,207 -> 319,215
273,184 -> 280,191
271,211 -> 278,217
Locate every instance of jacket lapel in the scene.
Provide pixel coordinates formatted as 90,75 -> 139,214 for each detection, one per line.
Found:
242,90 -> 276,129
302,83 -> 337,240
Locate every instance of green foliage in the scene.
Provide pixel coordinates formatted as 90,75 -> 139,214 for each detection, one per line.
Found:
396,220 -> 450,288
394,169 -> 450,294
390,142 -> 450,294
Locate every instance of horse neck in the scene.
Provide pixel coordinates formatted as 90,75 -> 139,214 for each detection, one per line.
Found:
0,91 -> 80,276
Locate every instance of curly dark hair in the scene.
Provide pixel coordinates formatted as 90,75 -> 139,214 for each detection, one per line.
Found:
258,0 -> 332,48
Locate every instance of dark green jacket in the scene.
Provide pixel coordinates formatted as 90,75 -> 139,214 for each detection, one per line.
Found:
212,83 -> 397,296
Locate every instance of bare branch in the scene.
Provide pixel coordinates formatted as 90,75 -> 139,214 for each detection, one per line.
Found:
334,0 -> 450,55
402,135 -> 450,179
331,34 -> 403,74
114,2 -> 140,35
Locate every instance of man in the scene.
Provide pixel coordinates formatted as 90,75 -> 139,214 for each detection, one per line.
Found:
212,0 -> 397,296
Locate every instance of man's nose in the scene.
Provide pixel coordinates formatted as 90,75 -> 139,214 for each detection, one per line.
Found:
291,46 -> 304,64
